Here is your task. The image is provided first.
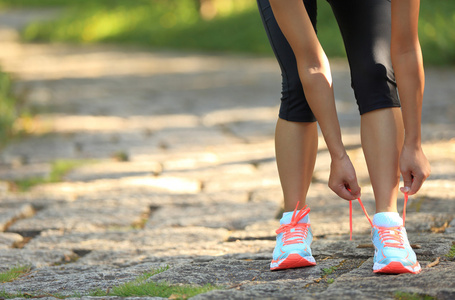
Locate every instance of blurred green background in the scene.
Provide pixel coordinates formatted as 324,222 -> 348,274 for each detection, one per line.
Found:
0,0 -> 454,65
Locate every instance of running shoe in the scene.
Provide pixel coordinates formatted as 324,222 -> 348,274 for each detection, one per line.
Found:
371,222 -> 421,274
270,203 -> 316,271
351,193 -> 421,274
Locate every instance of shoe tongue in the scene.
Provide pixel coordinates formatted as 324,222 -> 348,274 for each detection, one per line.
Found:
280,210 -> 309,225
373,212 -> 403,227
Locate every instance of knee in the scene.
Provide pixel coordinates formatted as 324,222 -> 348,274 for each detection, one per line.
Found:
352,61 -> 391,86
351,59 -> 399,114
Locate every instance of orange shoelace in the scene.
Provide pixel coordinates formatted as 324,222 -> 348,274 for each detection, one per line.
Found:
376,226 -> 406,249
350,193 -> 409,249
276,203 -> 311,246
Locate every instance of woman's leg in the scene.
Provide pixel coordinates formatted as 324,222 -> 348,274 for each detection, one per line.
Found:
257,0 -> 321,271
269,0 -> 360,201
361,107 -> 404,213
275,119 -> 318,211
330,0 -> 421,274
257,0 -> 319,211
329,0 -> 402,211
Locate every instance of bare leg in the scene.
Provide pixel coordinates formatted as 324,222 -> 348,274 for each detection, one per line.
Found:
275,118 -> 318,212
270,0 -> 360,202
361,107 -> 404,213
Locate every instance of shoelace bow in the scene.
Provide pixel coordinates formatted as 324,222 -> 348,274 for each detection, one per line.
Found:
350,193 -> 409,249
276,202 -> 311,246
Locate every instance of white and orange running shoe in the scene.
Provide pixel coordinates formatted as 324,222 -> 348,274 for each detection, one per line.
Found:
270,203 -> 316,271
371,221 -> 421,274
351,193 -> 421,274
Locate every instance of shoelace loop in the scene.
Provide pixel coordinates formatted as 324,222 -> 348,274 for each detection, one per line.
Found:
377,226 -> 405,249
349,192 -> 409,241
279,223 -> 311,246
276,202 -> 311,246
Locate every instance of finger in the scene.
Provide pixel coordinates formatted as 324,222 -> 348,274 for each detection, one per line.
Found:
400,186 -> 410,194
409,175 -> 425,195
332,185 -> 357,201
347,179 -> 361,198
401,171 -> 413,194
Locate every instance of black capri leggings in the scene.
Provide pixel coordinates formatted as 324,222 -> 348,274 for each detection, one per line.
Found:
257,0 -> 400,122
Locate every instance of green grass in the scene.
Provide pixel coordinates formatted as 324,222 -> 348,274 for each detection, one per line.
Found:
0,0 -> 452,65
322,266 -> 338,276
394,291 -> 435,300
419,1 -> 455,65
0,290 -> 71,299
0,265 -> 31,283
13,159 -> 94,191
446,244 -> 455,259
90,266 -> 219,298
0,266 -> 219,299
0,70 -> 19,148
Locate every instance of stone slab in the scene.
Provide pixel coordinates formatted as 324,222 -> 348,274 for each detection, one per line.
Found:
0,163 -> 51,180
65,161 -> 163,182
223,120 -> 276,143
0,262 -> 165,296
8,201 -> 149,234
29,175 -> 201,196
0,135 -> 75,164
407,179 -> 455,201
445,218 -> 455,234
11,298 -> 165,300
0,249 -> 76,272
74,250 -> 193,267
0,202 -> 35,231
0,232 -> 23,249
153,126 -> 243,150
195,287 -> 388,300
149,258 -> 343,286
146,201 -> 279,230
324,258 -> 455,299
25,227 -> 231,252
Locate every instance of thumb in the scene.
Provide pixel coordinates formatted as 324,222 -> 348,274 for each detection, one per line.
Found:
347,179 -> 361,198
401,171 -> 413,194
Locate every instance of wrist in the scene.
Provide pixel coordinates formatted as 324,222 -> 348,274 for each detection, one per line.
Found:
329,149 -> 348,160
403,136 -> 422,149
404,129 -> 421,145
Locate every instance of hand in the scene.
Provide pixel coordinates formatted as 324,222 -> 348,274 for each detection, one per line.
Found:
400,143 -> 431,195
328,154 -> 361,200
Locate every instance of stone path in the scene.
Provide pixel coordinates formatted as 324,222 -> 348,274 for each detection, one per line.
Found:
0,9 -> 454,300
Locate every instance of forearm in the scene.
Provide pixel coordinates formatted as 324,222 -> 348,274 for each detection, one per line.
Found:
391,0 -> 424,147
392,45 -> 424,146
297,58 -> 346,159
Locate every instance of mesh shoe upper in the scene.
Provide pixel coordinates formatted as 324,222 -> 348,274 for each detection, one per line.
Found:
352,193 -> 421,274
270,204 -> 316,270
371,224 -> 420,273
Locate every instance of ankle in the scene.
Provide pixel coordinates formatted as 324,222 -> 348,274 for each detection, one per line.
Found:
375,206 -> 398,214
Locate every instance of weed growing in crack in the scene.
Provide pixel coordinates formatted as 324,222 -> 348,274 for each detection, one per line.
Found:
322,266 -> 337,276
89,266 -> 219,298
446,244 -> 455,259
13,159 -> 96,191
0,265 -> 32,283
394,291 -> 435,300
0,290 -> 26,299
1,266 -> 218,299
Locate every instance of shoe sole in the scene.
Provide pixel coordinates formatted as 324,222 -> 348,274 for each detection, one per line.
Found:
373,261 -> 421,274
270,253 -> 316,271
